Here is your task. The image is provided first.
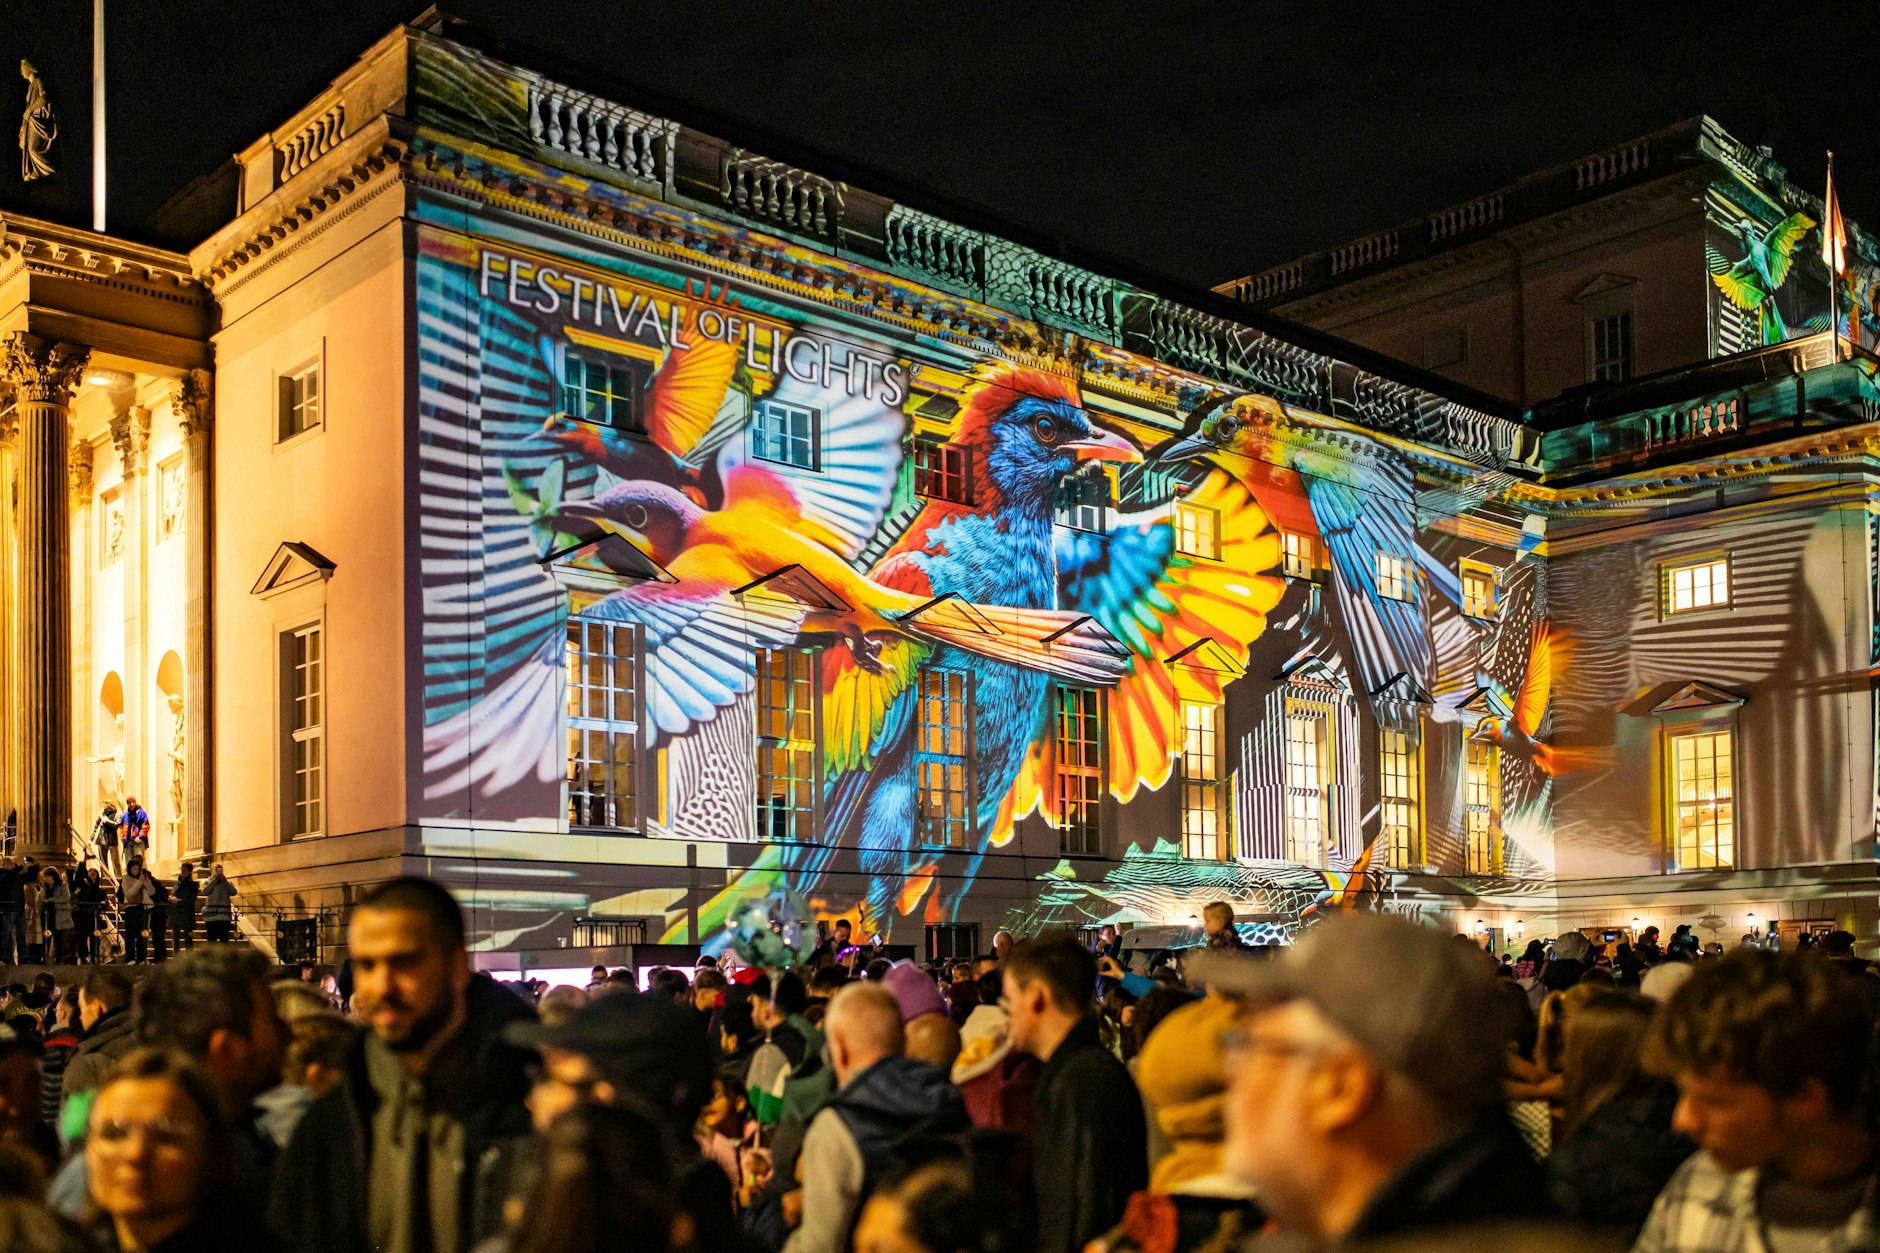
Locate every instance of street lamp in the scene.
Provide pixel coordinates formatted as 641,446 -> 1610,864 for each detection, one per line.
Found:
1473,918 -> 1487,936
1513,918 -> 1526,939
1631,916 -> 1642,934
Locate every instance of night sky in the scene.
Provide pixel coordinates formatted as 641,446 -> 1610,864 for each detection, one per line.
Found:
3,0 -> 1874,289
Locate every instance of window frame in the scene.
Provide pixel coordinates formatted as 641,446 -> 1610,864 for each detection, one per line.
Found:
1174,501 -> 1222,562
560,347 -> 648,434
564,614 -> 643,833
276,354 -> 324,445
1282,691 -> 1336,868
280,620 -> 326,841
1376,550 -> 1414,603
1463,724 -> 1502,875
1588,307 -> 1634,383
1053,685 -> 1103,856
914,667 -> 974,850
1280,530 -> 1318,581
1378,724 -> 1424,870
1664,723 -> 1737,873
754,645 -> 822,843
1459,559 -> 1498,621
1660,553 -> 1732,618
751,397 -> 822,471
1054,470 -> 1111,535
913,438 -> 974,506
1179,699 -> 1226,861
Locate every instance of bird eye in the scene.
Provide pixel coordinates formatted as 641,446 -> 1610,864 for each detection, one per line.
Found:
625,504 -> 649,529
1215,416 -> 1241,441
1034,416 -> 1059,445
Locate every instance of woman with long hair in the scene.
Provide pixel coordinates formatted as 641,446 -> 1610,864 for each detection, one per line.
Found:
83,1048 -> 259,1251
509,1102 -> 684,1253
1545,988 -> 1692,1234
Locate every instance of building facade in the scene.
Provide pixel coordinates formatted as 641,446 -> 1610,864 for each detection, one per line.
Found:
1219,117 -> 1880,408
3,18 -> 1879,968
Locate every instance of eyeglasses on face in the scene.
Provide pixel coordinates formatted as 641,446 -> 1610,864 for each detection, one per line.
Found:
92,1117 -> 200,1151
1219,1027 -> 1331,1072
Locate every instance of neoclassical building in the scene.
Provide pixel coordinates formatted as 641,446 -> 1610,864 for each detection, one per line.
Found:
1,15 -> 1877,969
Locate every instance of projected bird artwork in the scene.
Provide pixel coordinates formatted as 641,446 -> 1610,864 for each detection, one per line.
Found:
1709,211 -> 1817,345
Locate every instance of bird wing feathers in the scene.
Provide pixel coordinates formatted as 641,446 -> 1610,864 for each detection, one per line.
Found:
644,339 -> 741,462
1762,212 -> 1817,291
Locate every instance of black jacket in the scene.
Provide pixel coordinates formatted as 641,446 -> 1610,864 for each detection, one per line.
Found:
1546,1085 -> 1693,1234
0,864 -> 22,909
1033,1017 -> 1148,1253
1341,1115 -> 1552,1241
60,1008 -> 138,1105
267,974 -> 535,1253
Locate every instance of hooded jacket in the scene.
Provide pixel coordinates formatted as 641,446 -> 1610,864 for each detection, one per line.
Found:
59,1007 -> 137,1107
267,974 -> 534,1253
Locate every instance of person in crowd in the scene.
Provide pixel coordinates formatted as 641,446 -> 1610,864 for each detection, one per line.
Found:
693,968 -> 728,1021
117,861 -> 153,965
784,982 -> 966,1253
72,870 -> 104,966
952,1002 -> 1039,1148
696,1066 -> 752,1204
168,862 -> 198,956
1636,926 -> 1663,963
256,1012 -> 355,1151
271,876 -> 535,1253
58,970 -> 137,1113
145,873 -> 170,965
813,919 -> 854,968
584,965 -> 609,995
1641,962 -> 1695,1004
200,865 -> 237,944
43,869 -> 72,965
22,864 -> 44,965
503,984 -> 738,1252
537,984 -> 586,1027
0,1033 -> 57,1172
119,798 -> 151,868
1545,988 -> 1690,1233
39,990 -> 80,1126
1816,930 -> 1880,1018
753,971 -> 821,1069
1634,949 -> 1879,1252
83,1047 -> 267,1251
1201,902 -> 1246,953
991,930 -> 1013,964
0,856 -> 25,967
906,1012 -> 961,1071
274,978 -> 339,1023
882,960 -> 958,1070
90,804 -> 121,876
1199,911 -> 1546,1244
1005,934 -> 1148,1253
506,1102 -> 686,1253
852,1159 -> 1018,1253
1542,931 -> 1593,994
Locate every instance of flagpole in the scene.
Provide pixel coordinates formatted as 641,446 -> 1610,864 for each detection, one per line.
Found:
1824,151 -> 1841,364
92,0 -> 104,233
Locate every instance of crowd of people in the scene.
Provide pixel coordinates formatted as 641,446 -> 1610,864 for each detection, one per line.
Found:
0,851 -> 237,968
0,887 -> 1876,1252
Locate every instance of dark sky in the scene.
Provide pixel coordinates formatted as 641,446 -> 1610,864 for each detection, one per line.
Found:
5,0 -> 1875,288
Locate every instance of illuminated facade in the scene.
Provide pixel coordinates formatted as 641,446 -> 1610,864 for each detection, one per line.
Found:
2,17 -> 1878,967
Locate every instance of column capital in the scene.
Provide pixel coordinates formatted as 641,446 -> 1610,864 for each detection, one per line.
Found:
68,440 -> 92,501
109,406 -> 151,477
0,334 -> 89,405
173,368 -> 213,438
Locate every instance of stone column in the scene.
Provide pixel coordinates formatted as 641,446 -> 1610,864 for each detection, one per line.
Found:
0,407 -> 17,846
172,370 -> 212,858
68,443 -> 93,836
2,334 -> 90,861
109,405 -> 150,857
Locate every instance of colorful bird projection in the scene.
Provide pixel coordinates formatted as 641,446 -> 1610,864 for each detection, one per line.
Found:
1710,211 -> 1817,345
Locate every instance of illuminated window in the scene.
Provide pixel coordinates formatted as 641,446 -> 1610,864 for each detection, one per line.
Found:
1175,502 -> 1221,561
1662,556 -> 1730,616
755,647 -> 819,841
915,669 -> 972,849
1460,561 -> 1497,620
1464,728 -> 1502,875
1669,729 -> 1734,870
1589,310 -> 1633,382
565,616 -> 640,830
1055,471 -> 1109,534
1376,551 -> 1413,602
1283,693 -> 1335,867
1180,700 -> 1225,860
561,349 -> 644,431
278,358 -> 322,441
1054,686 -> 1102,855
914,439 -> 973,505
1281,531 -> 1317,580
752,399 -> 820,470
1379,727 -> 1422,869
282,623 -> 324,839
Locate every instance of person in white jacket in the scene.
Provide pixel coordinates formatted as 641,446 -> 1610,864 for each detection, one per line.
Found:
118,861 -> 154,963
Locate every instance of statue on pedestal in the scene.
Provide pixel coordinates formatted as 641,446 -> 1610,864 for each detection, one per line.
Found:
167,694 -> 186,847
19,61 -> 54,181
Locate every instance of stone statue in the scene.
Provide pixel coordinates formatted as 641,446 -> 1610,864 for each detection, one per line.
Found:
88,712 -> 125,802
167,694 -> 186,840
19,61 -> 54,181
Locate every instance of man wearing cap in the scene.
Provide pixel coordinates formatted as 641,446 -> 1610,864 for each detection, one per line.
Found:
1196,912 -> 1547,1244
784,982 -> 966,1253
504,987 -> 744,1252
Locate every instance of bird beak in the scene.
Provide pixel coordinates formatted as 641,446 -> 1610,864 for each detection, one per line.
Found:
1063,427 -> 1140,463
1153,435 -> 1214,464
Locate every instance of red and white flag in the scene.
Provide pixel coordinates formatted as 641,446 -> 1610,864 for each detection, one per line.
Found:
1822,155 -> 1848,276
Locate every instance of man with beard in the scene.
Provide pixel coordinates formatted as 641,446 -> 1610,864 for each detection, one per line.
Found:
270,877 -> 534,1253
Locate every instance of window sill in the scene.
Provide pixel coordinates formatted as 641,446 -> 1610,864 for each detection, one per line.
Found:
273,424 -> 325,454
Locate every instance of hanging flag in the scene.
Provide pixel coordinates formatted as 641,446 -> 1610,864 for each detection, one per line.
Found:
1822,154 -> 1848,276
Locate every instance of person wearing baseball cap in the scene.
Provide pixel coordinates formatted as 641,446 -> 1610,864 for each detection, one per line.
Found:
1191,912 -> 1551,1243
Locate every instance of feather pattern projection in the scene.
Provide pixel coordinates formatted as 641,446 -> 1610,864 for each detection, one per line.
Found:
1156,403 -> 1432,696
1710,212 -> 1817,345
814,366 -> 1144,922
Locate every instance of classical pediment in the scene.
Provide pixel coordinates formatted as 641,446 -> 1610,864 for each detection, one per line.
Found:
1168,637 -> 1244,675
1569,272 -> 1640,304
1650,681 -> 1744,714
250,541 -> 336,599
